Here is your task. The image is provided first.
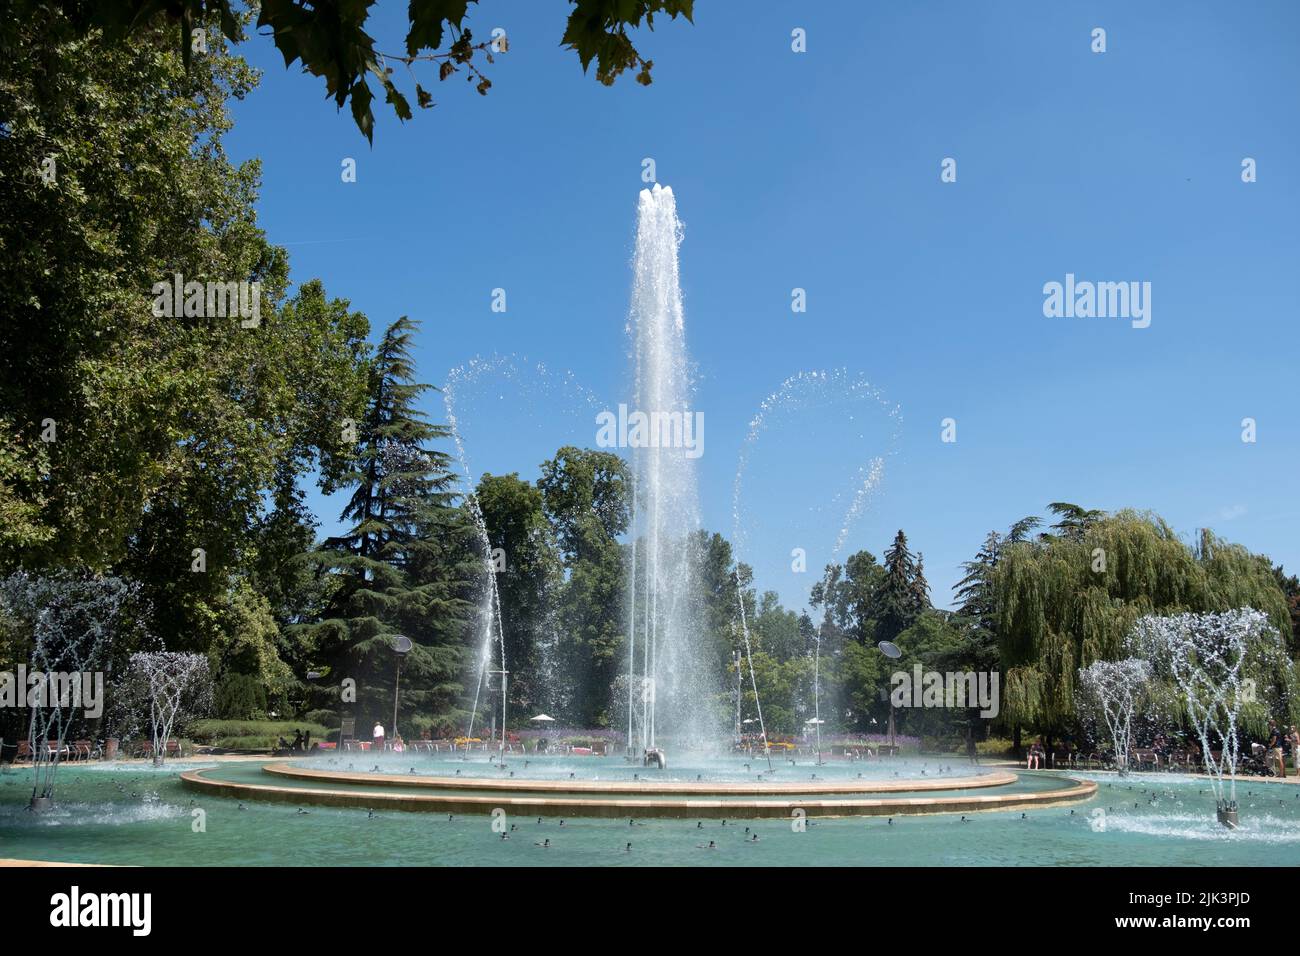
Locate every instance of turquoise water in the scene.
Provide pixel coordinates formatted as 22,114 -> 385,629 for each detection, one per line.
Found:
198,758 -> 1068,803
339,751 -> 988,784
2,758 -> 1299,866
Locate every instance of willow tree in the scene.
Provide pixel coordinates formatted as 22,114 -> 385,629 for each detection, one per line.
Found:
993,509 -> 1293,756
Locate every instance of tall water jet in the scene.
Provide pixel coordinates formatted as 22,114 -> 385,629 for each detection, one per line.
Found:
624,184 -> 715,754
731,370 -> 901,766
444,357 -> 604,727
442,373 -> 508,759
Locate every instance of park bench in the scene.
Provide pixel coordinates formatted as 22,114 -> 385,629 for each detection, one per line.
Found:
43,740 -> 71,761
1132,749 -> 1160,771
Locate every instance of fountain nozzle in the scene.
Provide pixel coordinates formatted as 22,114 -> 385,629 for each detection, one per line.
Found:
1216,799 -> 1239,830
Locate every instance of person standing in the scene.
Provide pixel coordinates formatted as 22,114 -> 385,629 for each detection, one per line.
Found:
1289,726 -> 1300,776
1265,720 -> 1285,778
373,721 -> 386,753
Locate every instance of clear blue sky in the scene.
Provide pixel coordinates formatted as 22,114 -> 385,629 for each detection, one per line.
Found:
226,0 -> 1300,612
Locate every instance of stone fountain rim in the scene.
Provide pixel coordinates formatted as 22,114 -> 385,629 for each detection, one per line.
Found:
180,765 -> 1097,818
259,761 -> 1019,796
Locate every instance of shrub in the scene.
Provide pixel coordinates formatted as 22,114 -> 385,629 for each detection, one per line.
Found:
188,719 -> 330,750
214,673 -> 267,720
302,709 -> 338,728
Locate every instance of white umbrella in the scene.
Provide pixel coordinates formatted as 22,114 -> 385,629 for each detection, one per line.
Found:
529,714 -> 556,723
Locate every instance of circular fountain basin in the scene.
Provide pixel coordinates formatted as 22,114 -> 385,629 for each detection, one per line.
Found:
180,756 -> 1096,819
11,762 -> 1300,866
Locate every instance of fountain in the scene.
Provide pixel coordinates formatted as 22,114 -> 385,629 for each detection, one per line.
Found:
0,571 -> 134,810
443,357 -> 609,750
173,187 -> 1100,830
1128,608 -> 1287,829
443,375 -> 510,760
126,652 -> 211,766
1076,658 -> 1152,775
731,370 -> 902,768
624,184 -> 716,759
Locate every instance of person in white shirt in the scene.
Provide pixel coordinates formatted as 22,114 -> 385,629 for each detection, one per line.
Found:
373,722 -> 386,753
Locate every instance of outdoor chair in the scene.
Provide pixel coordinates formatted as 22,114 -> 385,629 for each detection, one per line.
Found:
1133,749 -> 1159,771
42,740 -> 71,761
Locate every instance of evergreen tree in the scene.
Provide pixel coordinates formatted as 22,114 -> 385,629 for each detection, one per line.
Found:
1045,502 -> 1104,541
954,516 -> 1038,756
300,317 -> 473,735
874,530 -> 929,645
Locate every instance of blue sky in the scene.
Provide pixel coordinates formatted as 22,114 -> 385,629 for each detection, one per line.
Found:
226,0 -> 1300,611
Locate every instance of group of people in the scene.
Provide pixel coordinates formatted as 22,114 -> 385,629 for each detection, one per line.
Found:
1024,721 -> 1300,778
275,729 -> 312,752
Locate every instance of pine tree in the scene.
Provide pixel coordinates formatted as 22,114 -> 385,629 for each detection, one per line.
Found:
875,530 -> 929,645
300,317 -> 474,734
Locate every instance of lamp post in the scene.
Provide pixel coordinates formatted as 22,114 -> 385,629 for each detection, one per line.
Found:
389,635 -> 412,741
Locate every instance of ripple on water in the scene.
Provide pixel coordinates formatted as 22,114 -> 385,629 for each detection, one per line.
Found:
0,799 -> 187,827
1101,811 -> 1300,844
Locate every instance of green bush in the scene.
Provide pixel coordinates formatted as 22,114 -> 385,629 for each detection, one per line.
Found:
214,673 -> 267,720
976,737 -> 1018,757
188,719 -> 330,750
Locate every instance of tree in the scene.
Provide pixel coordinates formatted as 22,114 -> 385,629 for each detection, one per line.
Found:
1045,502 -> 1104,541
0,14 -> 371,691
474,472 -> 562,714
537,446 -> 629,725
811,550 -> 884,646
299,317 -> 474,734
874,531 -> 930,646
994,510 -> 1294,760
688,530 -> 746,677
951,516 -> 1038,754
1271,565 -> 1300,654
2,12 -> 272,571
27,0 -> 698,141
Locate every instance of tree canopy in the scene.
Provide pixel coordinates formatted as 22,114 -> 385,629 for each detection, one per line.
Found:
24,0 -> 697,141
